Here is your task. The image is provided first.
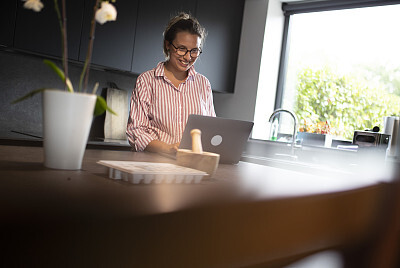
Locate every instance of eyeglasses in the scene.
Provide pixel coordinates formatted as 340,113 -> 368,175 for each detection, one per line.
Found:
170,43 -> 202,58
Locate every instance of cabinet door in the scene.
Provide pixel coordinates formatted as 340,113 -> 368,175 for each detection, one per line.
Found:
131,0 -> 196,74
0,0 -> 16,47
79,0 -> 138,72
195,0 -> 245,93
14,0 -> 84,60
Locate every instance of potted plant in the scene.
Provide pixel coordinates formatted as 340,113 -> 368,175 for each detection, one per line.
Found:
297,119 -> 333,147
14,0 -> 118,170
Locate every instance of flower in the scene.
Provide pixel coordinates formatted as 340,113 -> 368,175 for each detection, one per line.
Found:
15,0 -> 118,116
299,119 -> 331,134
95,1 -> 117,25
23,0 -> 43,12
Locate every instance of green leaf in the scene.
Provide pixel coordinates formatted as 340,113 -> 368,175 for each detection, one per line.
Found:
93,95 -> 117,116
11,88 -> 47,104
43,59 -> 74,92
294,66 -> 400,139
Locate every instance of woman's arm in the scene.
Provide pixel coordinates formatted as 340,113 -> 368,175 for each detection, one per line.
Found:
126,73 -> 156,151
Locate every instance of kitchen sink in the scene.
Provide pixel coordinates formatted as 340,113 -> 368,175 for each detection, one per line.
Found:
241,138 -> 388,177
240,154 -> 353,177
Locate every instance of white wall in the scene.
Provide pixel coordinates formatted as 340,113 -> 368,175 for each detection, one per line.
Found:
253,0 -> 285,139
212,0 -> 285,139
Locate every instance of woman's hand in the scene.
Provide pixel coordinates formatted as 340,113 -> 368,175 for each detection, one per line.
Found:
163,142 -> 179,155
145,140 -> 180,155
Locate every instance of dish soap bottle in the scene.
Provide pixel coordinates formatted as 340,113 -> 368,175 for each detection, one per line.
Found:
270,118 -> 279,141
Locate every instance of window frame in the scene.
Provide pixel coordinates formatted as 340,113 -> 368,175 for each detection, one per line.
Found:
275,0 -> 400,110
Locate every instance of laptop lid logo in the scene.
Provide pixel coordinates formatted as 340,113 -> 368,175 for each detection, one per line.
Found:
211,135 -> 223,146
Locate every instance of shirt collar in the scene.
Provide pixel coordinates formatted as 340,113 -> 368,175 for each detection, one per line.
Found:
154,62 -> 165,77
155,61 -> 197,80
187,65 -> 196,80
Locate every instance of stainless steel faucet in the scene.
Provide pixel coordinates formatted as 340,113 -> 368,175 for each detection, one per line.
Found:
269,109 -> 298,156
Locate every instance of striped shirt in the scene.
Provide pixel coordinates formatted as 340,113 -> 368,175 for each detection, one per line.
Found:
126,62 -> 216,151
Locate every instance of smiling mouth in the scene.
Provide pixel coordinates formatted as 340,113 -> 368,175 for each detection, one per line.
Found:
179,59 -> 191,67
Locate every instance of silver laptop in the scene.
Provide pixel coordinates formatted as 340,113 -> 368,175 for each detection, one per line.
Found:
179,114 -> 254,164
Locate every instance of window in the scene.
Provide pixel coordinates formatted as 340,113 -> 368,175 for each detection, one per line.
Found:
276,1 -> 400,141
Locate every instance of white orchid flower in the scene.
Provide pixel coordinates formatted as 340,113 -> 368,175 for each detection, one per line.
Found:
95,1 -> 117,25
23,0 -> 44,12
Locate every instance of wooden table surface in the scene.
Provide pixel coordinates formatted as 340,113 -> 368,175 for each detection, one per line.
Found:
0,145 -> 398,267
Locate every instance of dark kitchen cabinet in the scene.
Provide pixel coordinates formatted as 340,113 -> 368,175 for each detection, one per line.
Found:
195,0 -> 245,93
79,0 -> 139,71
0,0 -> 16,47
8,0 -> 245,93
131,0 -> 197,74
14,0 -> 84,60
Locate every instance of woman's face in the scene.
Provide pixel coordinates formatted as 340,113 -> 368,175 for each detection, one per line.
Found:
167,31 -> 201,73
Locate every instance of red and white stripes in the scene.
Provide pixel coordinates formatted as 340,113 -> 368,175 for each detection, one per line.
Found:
126,62 -> 216,151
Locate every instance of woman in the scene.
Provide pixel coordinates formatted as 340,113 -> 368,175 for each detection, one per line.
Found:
126,12 -> 216,154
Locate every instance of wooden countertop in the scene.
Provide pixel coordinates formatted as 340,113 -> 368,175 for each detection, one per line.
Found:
0,145 -> 398,267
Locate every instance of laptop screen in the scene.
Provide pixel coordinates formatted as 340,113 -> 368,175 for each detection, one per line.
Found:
179,114 -> 254,164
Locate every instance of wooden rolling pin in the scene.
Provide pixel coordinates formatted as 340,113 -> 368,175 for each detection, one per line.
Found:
190,129 -> 203,154
176,129 -> 220,178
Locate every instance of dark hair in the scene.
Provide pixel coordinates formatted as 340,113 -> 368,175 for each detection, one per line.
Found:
163,12 -> 207,58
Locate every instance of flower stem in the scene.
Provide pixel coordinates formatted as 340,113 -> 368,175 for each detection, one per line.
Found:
79,0 -> 101,93
54,0 -> 69,92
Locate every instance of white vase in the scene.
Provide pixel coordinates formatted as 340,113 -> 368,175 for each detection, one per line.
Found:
42,89 -> 97,170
